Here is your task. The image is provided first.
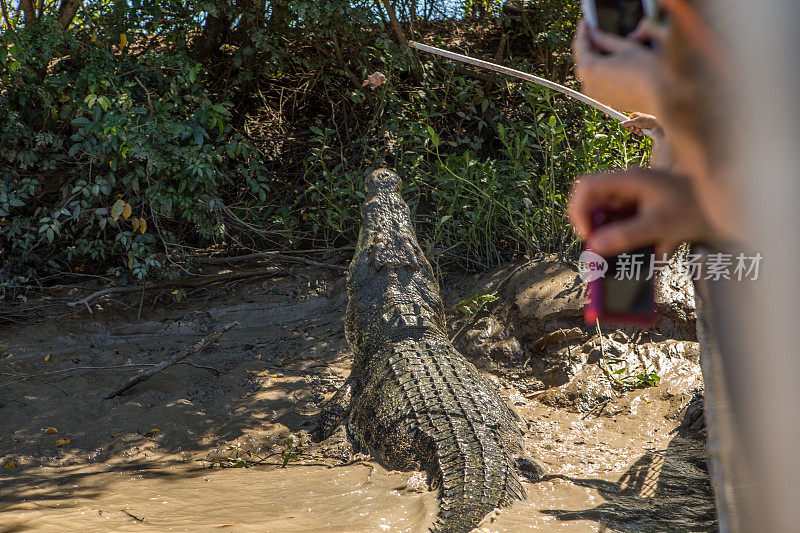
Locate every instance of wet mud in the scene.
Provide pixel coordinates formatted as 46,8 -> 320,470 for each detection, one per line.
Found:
0,259 -> 716,532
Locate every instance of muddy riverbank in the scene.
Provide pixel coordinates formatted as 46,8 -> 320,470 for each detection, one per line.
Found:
0,259 -> 716,532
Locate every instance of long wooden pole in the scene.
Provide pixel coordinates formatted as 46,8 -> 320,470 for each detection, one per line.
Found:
408,41 -> 651,137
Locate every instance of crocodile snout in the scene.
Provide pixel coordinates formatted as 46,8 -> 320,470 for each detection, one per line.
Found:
365,168 -> 402,197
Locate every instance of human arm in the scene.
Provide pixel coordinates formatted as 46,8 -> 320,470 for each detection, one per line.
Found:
571,20 -> 665,116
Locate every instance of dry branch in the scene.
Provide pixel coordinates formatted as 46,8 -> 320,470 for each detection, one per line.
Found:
0,364 -> 152,389
197,250 -> 349,271
331,35 -> 362,89
378,0 -> 422,81
67,267 -> 283,311
104,321 -> 238,399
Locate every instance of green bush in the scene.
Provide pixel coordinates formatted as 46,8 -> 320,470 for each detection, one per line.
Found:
0,1 -> 651,301
295,62 -> 650,270
0,23 -> 267,294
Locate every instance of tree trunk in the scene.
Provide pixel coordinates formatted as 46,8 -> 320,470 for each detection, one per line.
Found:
19,0 -> 35,25
198,10 -> 232,57
378,0 -> 421,81
57,0 -> 83,30
254,0 -> 266,28
269,0 -> 286,27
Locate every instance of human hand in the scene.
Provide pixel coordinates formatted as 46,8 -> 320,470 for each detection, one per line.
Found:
571,20 -> 664,115
621,112 -> 661,136
569,168 -> 714,257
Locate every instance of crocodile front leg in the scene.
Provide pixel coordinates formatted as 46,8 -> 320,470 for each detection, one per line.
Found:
314,377 -> 356,442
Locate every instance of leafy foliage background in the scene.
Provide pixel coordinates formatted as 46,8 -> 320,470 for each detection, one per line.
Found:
0,0 -> 650,300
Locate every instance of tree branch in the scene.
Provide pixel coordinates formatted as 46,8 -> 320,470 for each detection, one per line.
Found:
331,35 -> 362,89
103,321 -> 237,399
197,250 -> 349,271
378,0 -> 421,81
380,0 -> 408,47
19,0 -> 35,25
66,267 -> 284,311
0,0 -> 16,32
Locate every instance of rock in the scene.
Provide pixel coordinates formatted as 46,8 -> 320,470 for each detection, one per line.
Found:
505,259 -> 584,331
459,316 -> 524,364
531,327 -> 585,351
403,471 -> 429,493
654,247 -> 698,340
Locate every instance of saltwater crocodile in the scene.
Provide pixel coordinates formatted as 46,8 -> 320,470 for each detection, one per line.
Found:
315,168 -> 542,532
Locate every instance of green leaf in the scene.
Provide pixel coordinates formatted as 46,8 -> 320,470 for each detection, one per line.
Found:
71,117 -> 90,127
111,199 -> 125,220
427,125 -> 440,148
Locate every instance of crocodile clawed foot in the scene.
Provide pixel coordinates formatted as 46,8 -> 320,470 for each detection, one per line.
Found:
515,456 -> 547,482
314,379 -> 355,442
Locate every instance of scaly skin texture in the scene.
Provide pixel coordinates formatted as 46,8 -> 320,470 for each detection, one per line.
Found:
316,169 -> 539,532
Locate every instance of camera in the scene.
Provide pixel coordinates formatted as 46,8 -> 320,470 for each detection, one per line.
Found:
584,206 -> 658,326
581,0 -> 657,37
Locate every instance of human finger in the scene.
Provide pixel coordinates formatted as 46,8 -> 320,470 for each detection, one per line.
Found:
587,209 -> 665,256
626,113 -> 657,128
587,26 -> 640,54
568,172 -> 651,237
621,120 -> 644,136
629,18 -> 670,45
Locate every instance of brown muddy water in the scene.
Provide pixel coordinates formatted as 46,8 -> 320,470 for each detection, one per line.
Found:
0,259 -> 716,532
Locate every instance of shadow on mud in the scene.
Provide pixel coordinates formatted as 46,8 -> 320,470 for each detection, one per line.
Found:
0,273 -> 349,518
1,459 -> 198,508
541,405 -> 718,532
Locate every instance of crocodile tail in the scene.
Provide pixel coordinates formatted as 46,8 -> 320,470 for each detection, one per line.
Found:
430,502 -> 493,533
430,467 -> 525,533
428,439 -> 526,533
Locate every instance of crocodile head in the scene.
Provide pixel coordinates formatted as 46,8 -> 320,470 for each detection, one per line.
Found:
356,169 -> 422,273
344,168 -> 445,362
364,167 -> 402,197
